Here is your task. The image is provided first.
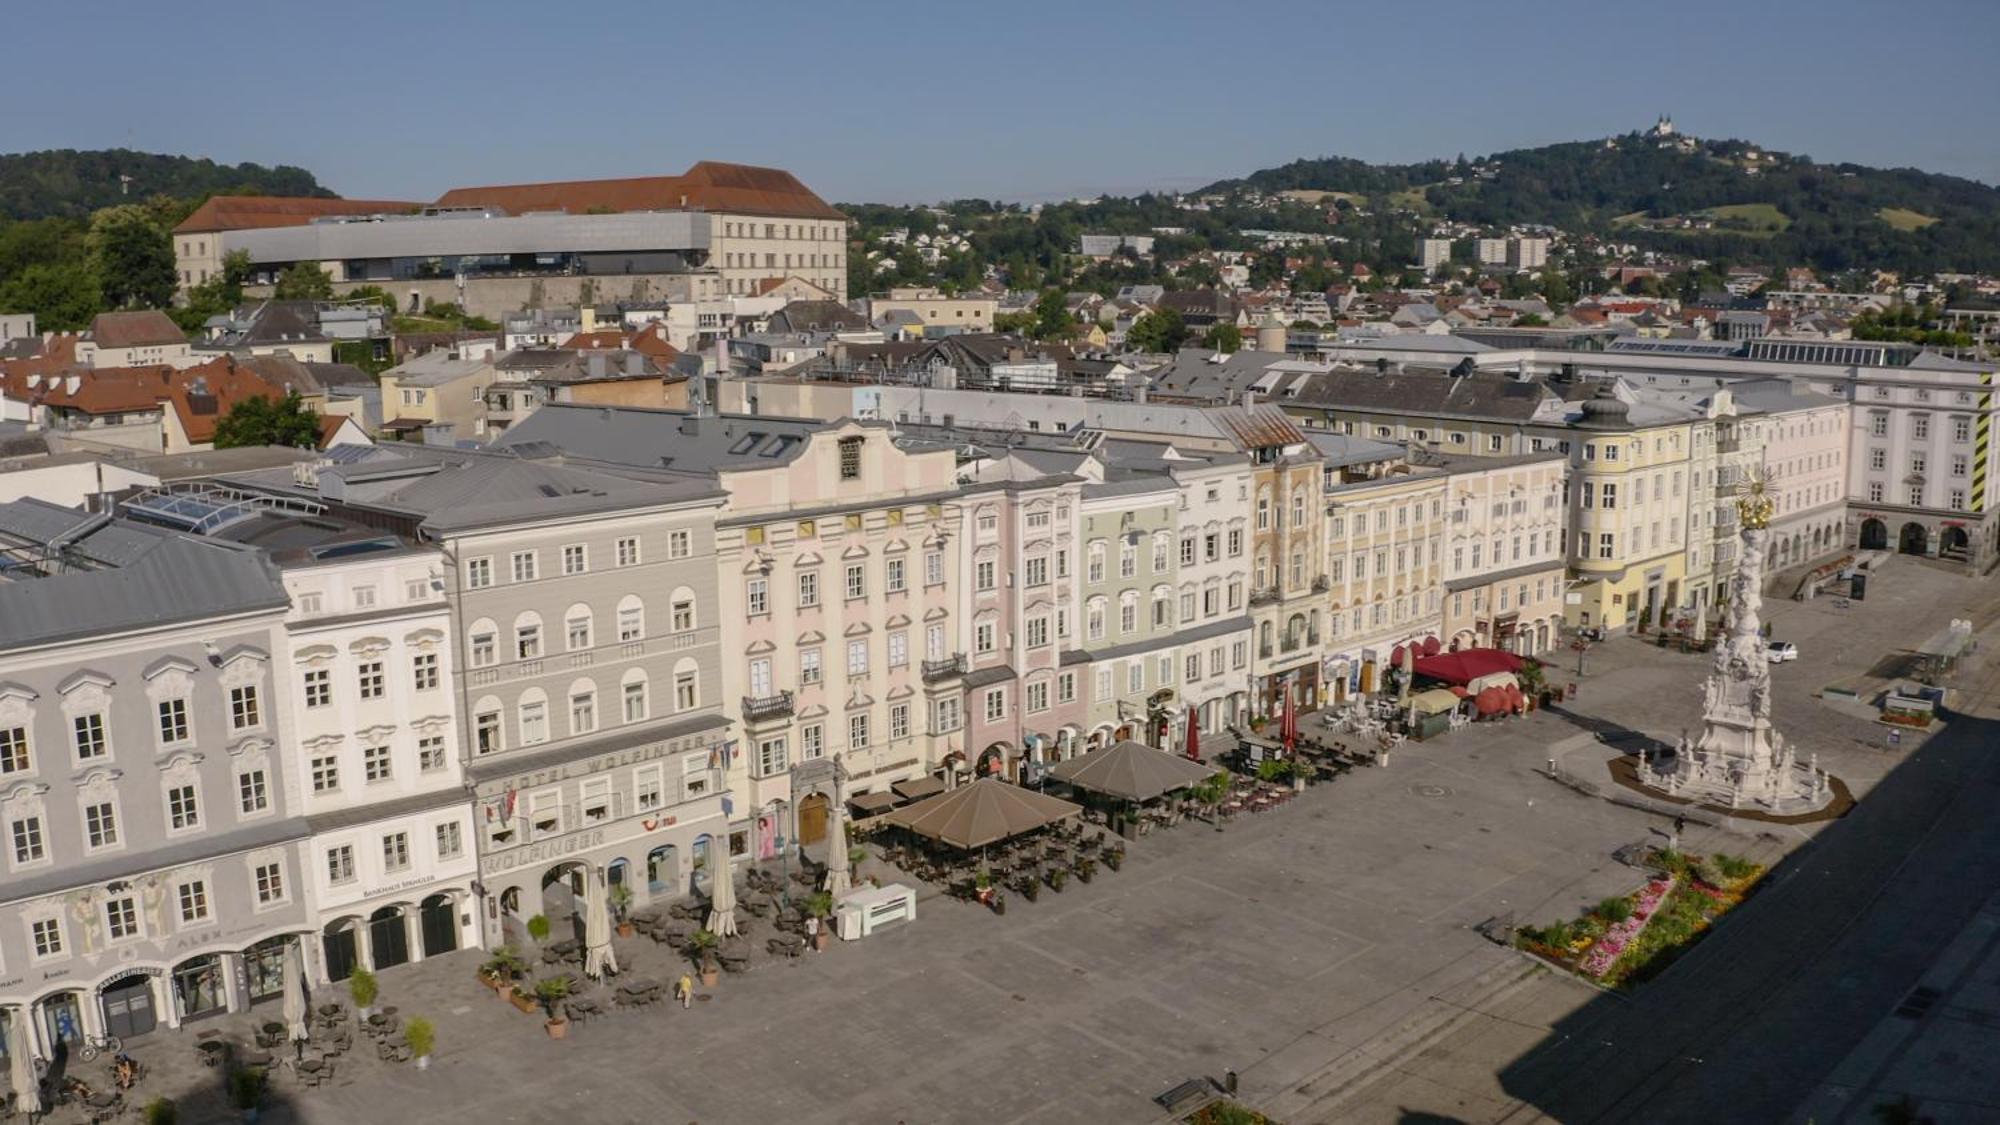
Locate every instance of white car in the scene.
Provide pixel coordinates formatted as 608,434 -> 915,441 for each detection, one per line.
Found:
1767,641 -> 1799,664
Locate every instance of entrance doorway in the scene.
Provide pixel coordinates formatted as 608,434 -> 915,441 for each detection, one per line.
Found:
367,907 -> 410,970
100,976 -> 157,1041
420,895 -> 459,958
39,992 -> 85,1049
171,957 -> 226,1023
797,793 -> 829,847
1899,522 -> 1929,556
1941,526 -> 1971,560
1859,518 -> 1887,550
243,937 -> 288,1005
323,923 -> 359,982
647,844 -> 680,896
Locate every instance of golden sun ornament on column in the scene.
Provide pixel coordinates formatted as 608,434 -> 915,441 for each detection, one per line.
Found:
1735,471 -> 1775,531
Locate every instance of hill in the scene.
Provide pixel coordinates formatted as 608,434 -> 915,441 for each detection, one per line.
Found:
1206,133 -> 2000,274
0,149 -> 331,221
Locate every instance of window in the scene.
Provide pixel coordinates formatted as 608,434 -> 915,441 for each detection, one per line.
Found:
1120,543 -> 1137,579
515,622 -> 542,661
1127,662 -> 1144,694
1953,454 -> 1969,477
984,688 -> 1006,722
466,557 -> 493,589
418,735 -> 446,773
888,631 -> 909,667
1152,535 -> 1170,573
476,708 -> 503,753
1870,448 -> 1887,471
800,646 -> 823,685
846,563 -> 867,600
839,436 -> 864,479
167,784 -> 200,830
975,621 -> 995,653
106,896 -> 140,941
756,736 -> 788,777
848,713 -> 870,750
1601,483 -> 1617,509
798,570 -> 819,608
470,631 -> 496,667
1913,414 -> 1930,440
0,726 -> 27,775
157,698 -> 189,744
413,652 -> 439,691
178,879 -> 209,923
1910,484 -> 1925,506
383,832 -> 411,872
672,599 -> 695,633
1950,489 -> 1967,510
311,754 -> 340,792
975,559 -> 996,591
30,917 -> 61,958
674,670 -> 698,711
71,713 -> 107,761
357,661 -> 385,700
255,861 -> 285,905
889,701 -> 911,739
747,578 -> 769,616
802,723 -> 825,758
520,698 -> 548,744
326,844 -> 355,884
1120,599 -> 1138,634
925,551 -> 944,586
1027,616 -> 1050,647
1868,482 -> 1884,503
886,557 -> 906,593
1228,528 -> 1243,557
436,821 -> 463,859
1598,532 -> 1614,560
511,551 -> 538,582
848,638 -> 871,674
12,814 -> 44,864
562,544 -> 588,575
230,685 -> 261,730
618,603 -> 644,642
622,681 -> 648,723
1056,671 -> 1077,704
1953,417 -> 1972,443
618,536 -> 643,566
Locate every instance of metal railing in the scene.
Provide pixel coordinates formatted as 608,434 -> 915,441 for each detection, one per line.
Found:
921,655 -> 967,682
741,691 -> 795,721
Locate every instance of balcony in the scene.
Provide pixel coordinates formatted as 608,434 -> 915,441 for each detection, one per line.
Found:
741,691 -> 795,722
1312,575 -> 1331,594
1249,586 -> 1282,607
1716,437 -> 1742,455
922,654 -> 967,682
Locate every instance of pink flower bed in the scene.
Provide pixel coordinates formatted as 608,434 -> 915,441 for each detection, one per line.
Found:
1578,877 -> 1674,978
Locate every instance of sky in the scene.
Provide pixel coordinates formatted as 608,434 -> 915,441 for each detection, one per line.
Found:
7,0 -> 1999,205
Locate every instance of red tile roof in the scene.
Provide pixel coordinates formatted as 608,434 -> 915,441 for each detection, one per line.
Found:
0,357 -> 291,444
433,161 -> 845,221
559,324 -> 680,363
87,310 -> 187,349
174,195 -> 421,234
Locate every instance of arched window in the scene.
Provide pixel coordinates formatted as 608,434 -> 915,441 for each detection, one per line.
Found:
517,688 -> 549,745
512,611 -> 543,661
466,618 -> 498,668
671,658 -> 700,713
619,668 -> 649,723
1256,487 -> 1272,530
616,594 -> 646,643
566,677 -> 598,735
563,604 -> 593,652
669,586 -> 697,633
1085,596 -> 1107,641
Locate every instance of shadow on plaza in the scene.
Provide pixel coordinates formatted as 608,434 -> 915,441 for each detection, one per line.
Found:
1489,704 -> 2000,1125
1539,702 -> 1676,756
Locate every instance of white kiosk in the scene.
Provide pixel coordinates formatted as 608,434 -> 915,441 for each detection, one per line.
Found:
834,883 -> 917,941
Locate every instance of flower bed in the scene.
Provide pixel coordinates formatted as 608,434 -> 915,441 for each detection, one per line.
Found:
1517,850 -> 1764,989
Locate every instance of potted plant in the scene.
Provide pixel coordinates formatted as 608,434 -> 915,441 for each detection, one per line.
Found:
507,983 -> 539,1015
525,914 -> 552,945
990,889 -> 1006,915
479,947 -> 526,993
689,929 -> 722,987
1104,848 -> 1124,873
144,1097 -> 178,1125
1248,715 -> 1269,734
535,978 -> 570,1039
1018,874 -> 1040,902
1046,867 -> 1068,893
973,869 -> 995,906
804,891 -> 835,950
1076,857 -> 1097,884
608,884 -> 635,938
404,1016 -> 436,1070
228,1066 -> 265,1122
347,965 -> 379,1021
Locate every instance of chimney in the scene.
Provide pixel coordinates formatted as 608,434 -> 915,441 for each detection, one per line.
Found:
581,306 -> 598,334
1241,390 -> 1256,408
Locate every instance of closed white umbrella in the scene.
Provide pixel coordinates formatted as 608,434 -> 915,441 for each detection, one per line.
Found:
283,939 -> 310,1046
706,859 -> 739,938
9,1007 -> 41,1118
582,868 -> 619,980
824,799 -> 851,897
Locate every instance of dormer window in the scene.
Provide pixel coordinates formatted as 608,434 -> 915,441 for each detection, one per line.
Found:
839,437 -> 863,480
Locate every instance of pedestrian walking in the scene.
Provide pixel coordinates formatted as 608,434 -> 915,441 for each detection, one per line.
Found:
804,913 -> 820,951
676,972 -> 693,1010
1671,813 -> 1687,853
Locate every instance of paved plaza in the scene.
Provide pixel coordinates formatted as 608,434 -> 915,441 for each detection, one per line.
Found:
70,556 -> 2000,1125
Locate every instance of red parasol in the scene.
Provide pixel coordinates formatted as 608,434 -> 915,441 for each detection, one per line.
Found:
1184,705 -> 1202,761
1475,687 -> 1508,715
1280,688 -> 1298,755
1422,635 -> 1442,657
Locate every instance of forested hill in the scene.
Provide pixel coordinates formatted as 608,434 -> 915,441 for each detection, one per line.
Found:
0,149 -> 331,220
1207,134 -> 2000,274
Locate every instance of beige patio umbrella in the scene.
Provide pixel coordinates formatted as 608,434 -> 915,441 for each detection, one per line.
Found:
583,867 -> 619,979
706,859 -> 739,938
283,938 -> 310,1046
1399,643 -> 1415,704
823,798 -> 852,897
9,1007 -> 40,1118
877,776 -> 1083,850
1049,740 -> 1218,803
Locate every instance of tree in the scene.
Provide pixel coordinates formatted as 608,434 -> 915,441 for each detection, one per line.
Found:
171,249 -> 253,331
1127,308 -> 1188,352
1515,313 -> 1549,327
1031,288 -> 1074,340
1203,323 -> 1243,352
0,261 -> 101,330
213,392 -> 320,449
87,204 -> 176,309
273,262 -> 334,301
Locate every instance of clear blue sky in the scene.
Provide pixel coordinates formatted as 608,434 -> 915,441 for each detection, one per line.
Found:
8,0 -> 1998,204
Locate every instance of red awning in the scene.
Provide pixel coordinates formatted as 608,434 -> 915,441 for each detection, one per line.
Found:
1390,645 -> 1406,666
1422,636 -> 1442,656
1412,648 -> 1525,686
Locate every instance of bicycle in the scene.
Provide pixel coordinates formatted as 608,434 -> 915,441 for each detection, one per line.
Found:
77,1031 -> 122,1062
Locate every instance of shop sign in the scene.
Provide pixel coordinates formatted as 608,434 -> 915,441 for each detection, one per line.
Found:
481,828 -> 607,875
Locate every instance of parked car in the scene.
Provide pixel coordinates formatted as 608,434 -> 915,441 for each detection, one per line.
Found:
1767,641 -> 1799,663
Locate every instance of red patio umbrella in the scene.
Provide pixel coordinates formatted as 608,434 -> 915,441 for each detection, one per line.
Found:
1422,636 -> 1442,657
1184,705 -> 1202,762
1280,688 -> 1298,756
1475,687 -> 1508,715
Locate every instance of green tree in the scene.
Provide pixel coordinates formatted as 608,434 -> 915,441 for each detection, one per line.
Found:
212,392 -> 320,449
1202,323 -> 1243,351
171,249 -> 253,331
87,204 -> 176,309
1515,313 -> 1549,327
273,262 -> 334,301
0,261 -> 101,330
1127,307 -> 1188,352
1031,288 -> 1074,340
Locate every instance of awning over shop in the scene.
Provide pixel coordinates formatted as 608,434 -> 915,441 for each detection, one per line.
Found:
1412,648 -> 1525,685
1466,671 -> 1519,694
847,791 -> 899,815
1047,740 -> 1218,803
892,776 -> 946,802
877,776 -> 1082,850
1410,688 -> 1462,716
